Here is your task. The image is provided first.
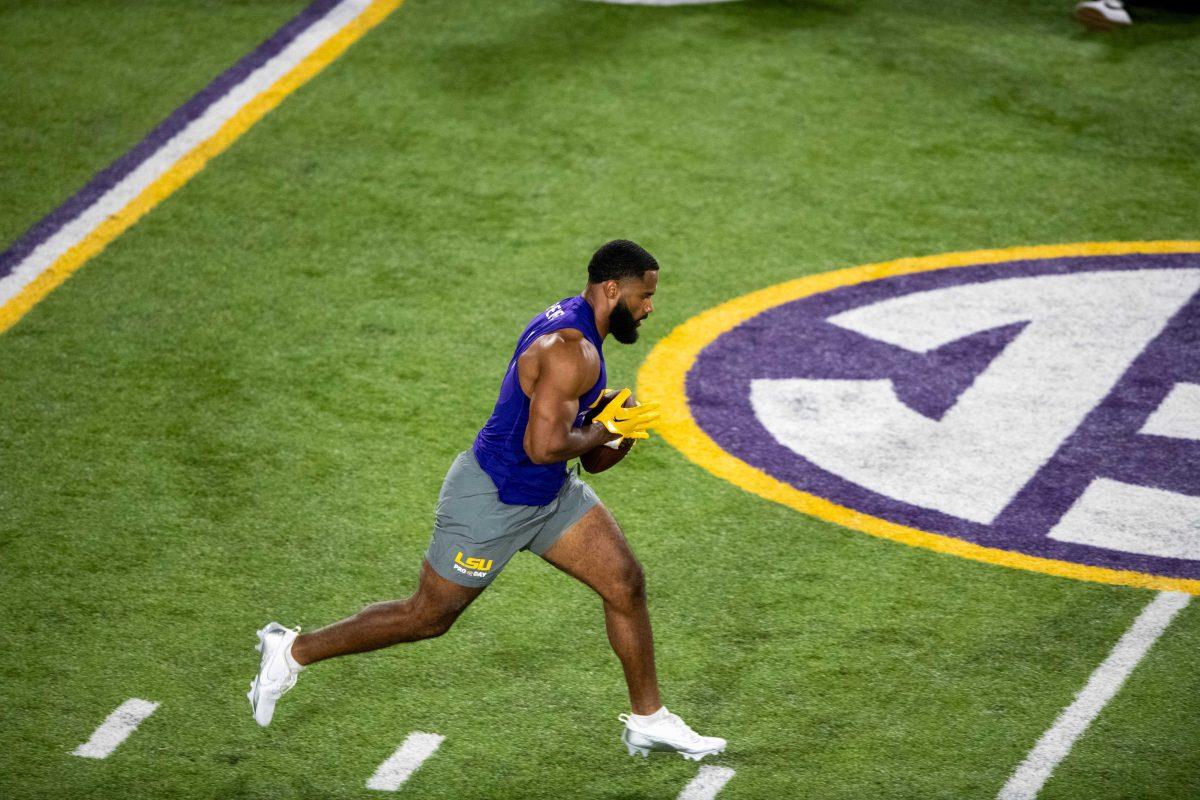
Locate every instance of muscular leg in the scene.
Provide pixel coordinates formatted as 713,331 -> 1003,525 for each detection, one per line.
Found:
290,560 -> 483,666
540,504 -> 662,715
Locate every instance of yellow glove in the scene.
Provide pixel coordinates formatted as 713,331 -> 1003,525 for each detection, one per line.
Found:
591,388 -> 660,440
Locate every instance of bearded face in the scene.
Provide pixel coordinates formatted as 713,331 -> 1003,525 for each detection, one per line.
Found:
609,297 -> 641,344
606,269 -> 656,344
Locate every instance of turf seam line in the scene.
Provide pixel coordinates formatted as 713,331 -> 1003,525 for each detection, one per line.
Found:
0,0 -> 403,334
996,590 -> 1192,800
677,765 -> 736,800
365,731 -> 445,792
71,698 -> 160,759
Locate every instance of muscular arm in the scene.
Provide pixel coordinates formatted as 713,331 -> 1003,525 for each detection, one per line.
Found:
520,331 -> 619,465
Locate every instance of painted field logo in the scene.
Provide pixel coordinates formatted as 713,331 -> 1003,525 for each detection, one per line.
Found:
639,243 -> 1200,593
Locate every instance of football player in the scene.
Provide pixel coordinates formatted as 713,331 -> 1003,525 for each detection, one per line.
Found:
248,240 -> 726,761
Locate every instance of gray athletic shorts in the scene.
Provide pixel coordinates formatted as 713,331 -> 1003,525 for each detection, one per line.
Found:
425,450 -> 600,588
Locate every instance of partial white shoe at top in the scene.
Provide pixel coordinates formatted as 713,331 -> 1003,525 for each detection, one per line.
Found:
1075,1 -> 1132,30
247,622 -> 302,727
619,707 -> 727,761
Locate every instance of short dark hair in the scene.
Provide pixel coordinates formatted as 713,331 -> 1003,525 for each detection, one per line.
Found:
587,240 -> 659,284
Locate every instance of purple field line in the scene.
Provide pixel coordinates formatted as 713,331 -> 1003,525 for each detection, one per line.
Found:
0,0 -> 341,280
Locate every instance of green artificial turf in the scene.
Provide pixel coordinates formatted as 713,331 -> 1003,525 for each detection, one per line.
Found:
2,1 -> 1198,798
0,0 -> 310,248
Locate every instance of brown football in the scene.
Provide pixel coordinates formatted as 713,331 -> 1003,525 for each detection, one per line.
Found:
580,390 -> 637,474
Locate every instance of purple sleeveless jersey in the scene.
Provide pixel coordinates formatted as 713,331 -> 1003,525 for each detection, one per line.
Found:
473,295 -> 608,505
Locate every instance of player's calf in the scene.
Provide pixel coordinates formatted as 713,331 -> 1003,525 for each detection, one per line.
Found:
292,594 -> 469,665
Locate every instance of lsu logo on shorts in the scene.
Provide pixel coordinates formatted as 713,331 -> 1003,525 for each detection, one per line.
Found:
640,242 -> 1200,593
453,551 -> 494,579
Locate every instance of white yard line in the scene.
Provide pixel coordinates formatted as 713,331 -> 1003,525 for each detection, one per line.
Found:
677,765 -> 736,800
71,698 -> 160,759
0,0 -> 372,309
366,731 -> 445,792
997,590 -> 1192,800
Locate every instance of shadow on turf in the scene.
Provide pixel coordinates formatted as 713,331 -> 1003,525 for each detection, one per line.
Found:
1088,6 -> 1200,55
428,0 -> 862,95
806,2 -> 1197,158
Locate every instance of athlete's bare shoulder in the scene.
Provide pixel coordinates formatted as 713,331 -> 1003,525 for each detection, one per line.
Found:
518,329 -> 600,397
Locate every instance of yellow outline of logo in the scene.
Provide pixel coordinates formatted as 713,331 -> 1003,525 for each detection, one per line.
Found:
638,240 -> 1200,595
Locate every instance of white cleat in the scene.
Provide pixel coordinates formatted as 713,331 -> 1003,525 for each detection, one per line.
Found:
618,708 -> 727,761
247,621 -> 302,727
1074,1 -> 1132,30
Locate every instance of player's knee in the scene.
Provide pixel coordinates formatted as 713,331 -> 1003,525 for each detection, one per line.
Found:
412,592 -> 471,639
418,607 -> 460,639
607,560 -> 646,610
